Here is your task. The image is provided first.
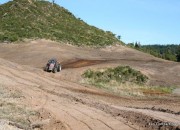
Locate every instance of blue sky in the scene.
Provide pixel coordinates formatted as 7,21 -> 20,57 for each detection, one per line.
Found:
1,0 -> 180,45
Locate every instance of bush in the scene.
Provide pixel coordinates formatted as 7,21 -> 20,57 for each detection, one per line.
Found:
83,69 -> 94,78
0,33 -> 18,42
82,66 -> 148,85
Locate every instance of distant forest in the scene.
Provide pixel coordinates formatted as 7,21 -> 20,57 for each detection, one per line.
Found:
126,43 -> 180,62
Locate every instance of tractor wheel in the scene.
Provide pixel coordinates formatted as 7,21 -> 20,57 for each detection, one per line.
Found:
57,64 -> 61,72
53,67 -> 57,73
44,66 -> 48,71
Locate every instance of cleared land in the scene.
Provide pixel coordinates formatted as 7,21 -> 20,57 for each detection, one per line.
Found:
0,40 -> 180,130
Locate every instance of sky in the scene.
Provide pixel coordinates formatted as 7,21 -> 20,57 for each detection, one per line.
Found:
1,0 -> 180,45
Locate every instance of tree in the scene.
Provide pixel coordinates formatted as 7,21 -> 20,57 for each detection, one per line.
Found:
176,46 -> 180,62
135,41 -> 140,48
117,35 -> 121,40
177,54 -> 180,62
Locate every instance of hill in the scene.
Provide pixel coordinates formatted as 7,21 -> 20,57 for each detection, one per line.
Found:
0,0 -> 122,46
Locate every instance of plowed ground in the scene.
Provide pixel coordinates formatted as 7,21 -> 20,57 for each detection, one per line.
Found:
0,40 -> 179,130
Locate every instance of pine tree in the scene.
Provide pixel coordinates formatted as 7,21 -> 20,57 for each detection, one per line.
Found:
135,41 -> 140,48
176,46 -> 180,62
117,35 -> 121,40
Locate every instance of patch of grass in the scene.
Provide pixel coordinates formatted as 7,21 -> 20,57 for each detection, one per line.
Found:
0,0 -> 123,46
82,66 -> 175,97
0,84 -> 39,129
0,100 -> 39,129
8,90 -> 23,98
82,79 -> 175,97
0,85 -> 23,99
141,86 -> 175,95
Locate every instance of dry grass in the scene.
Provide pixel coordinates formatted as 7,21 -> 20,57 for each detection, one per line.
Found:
0,84 -> 39,129
81,79 -> 175,97
81,66 -> 175,97
0,100 -> 38,129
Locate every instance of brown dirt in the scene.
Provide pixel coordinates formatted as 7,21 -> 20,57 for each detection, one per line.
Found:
0,39 -> 180,130
61,59 -> 106,69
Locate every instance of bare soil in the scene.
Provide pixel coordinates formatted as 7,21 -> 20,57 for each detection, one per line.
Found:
0,39 -> 180,130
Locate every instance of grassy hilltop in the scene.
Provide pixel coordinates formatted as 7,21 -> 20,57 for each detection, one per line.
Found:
0,0 -> 122,46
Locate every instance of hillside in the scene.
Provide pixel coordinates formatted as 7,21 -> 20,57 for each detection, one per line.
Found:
0,0 -> 122,46
0,40 -> 180,129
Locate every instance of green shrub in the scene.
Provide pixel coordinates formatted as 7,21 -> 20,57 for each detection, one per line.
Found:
0,33 -> 18,42
82,66 -> 148,85
83,69 -> 94,78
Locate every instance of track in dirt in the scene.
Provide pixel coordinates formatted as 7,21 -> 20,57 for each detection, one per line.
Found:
61,58 -> 164,69
61,59 -> 107,69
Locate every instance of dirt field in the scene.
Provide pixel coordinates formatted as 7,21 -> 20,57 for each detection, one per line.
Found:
0,40 -> 180,130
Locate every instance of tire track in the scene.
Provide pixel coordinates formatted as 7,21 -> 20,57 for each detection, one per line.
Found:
30,84 -> 133,130
68,104 -> 137,130
0,66 -> 59,86
54,107 -> 93,130
71,108 -> 114,130
64,122 -> 73,130
58,104 -> 116,130
37,85 -> 180,130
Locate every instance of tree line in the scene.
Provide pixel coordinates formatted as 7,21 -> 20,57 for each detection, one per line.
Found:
126,42 -> 180,62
